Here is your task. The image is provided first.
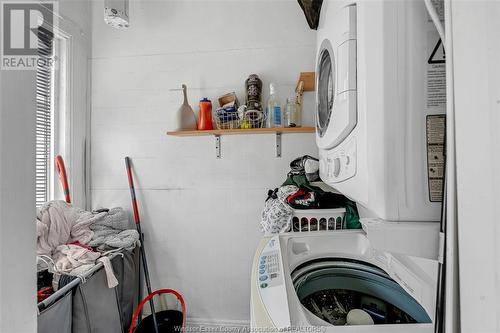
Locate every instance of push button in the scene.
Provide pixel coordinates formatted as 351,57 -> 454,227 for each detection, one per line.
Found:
259,275 -> 268,282
259,269 -> 265,274
260,283 -> 268,288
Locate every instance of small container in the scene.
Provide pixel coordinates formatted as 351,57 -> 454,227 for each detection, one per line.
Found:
197,98 -> 213,130
285,96 -> 302,128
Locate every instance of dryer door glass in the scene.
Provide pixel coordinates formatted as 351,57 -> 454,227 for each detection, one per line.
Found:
317,44 -> 334,137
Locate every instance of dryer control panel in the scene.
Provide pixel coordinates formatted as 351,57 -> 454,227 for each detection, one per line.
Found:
320,137 -> 357,183
257,236 -> 291,330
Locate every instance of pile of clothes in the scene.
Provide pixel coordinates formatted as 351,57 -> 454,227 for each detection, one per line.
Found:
36,201 -> 140,301
261,155 -> 361,234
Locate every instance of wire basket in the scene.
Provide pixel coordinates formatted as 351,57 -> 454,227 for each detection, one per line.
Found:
214,108 -> 240,129
240,110 -> 266,129
288,208 -> 346,232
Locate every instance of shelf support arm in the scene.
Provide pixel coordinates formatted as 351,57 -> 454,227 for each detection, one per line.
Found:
276,133 -> 282,158
215,135 -> 221,158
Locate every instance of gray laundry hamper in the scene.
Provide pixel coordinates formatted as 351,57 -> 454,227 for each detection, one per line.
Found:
72,266 -> 123,333
112,248 -> 140,331
38,290 -> 72,333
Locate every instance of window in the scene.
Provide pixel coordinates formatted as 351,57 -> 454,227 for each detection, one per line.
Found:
35,15 -> 86,208
35,27 -> 55,207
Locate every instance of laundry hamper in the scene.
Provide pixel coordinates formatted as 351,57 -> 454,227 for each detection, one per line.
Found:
71,263 -> 123,333
112,247 -> 141,331
38,290 -> 72,333
290,208 -> 346,232
37,249 -> 140,333
72,249 -> 140,333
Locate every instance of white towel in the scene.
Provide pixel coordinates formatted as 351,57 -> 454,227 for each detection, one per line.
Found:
53,244 -> 118,289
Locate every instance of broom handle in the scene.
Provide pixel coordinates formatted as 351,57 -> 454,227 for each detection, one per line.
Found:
125,157 -> 159,333
55,155 -> 71,203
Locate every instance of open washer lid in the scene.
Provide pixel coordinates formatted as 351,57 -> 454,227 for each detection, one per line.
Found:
283,231 -> 438,324
291,259 -> 432,325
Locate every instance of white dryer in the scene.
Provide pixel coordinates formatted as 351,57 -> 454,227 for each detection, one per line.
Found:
316,0 -> 446,221
251,231 -> 438,331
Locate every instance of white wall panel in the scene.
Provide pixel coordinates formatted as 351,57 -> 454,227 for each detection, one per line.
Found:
91,0 -> 316,323
450,1 -> 500,332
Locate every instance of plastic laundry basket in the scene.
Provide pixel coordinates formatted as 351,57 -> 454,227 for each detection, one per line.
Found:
290,208 -> 346,232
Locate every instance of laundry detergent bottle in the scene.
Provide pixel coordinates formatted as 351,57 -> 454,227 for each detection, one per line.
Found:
197,98 -> 213,130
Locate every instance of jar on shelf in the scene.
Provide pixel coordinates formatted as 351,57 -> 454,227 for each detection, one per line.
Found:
285,96 -> 302,127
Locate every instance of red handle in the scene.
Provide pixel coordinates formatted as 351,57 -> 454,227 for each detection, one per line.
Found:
55,155 -> 71,203
125,157 -> 140,225
128,289 -> 186,333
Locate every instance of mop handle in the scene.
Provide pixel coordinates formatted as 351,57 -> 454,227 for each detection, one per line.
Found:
55,155 -> 71,203
124,157 -> 159,333
125,157 -> 140,225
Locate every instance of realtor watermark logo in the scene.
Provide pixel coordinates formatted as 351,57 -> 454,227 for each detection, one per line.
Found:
1,1 -> 57,70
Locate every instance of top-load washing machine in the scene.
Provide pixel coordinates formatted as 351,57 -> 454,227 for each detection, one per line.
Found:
316,0 -> 446,221
250,0 -> 446,331
251,231 -> 438,332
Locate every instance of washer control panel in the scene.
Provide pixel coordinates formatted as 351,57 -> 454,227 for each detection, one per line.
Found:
256,236 -> 291,330
258,250 -> 280,289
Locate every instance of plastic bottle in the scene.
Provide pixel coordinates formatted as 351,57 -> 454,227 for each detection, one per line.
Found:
266,83 -> 282,128
197,98 -> 213,130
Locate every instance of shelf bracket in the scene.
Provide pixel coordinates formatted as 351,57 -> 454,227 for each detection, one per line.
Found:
215,135 -> 221,158
276,133 -> 282,158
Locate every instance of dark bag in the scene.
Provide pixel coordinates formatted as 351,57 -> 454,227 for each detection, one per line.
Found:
297,0 -> 324,30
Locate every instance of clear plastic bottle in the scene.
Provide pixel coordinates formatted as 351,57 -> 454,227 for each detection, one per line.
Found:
266,83 -> 282,128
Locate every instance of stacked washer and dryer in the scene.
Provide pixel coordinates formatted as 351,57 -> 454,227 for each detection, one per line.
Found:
251,0 -> 446,331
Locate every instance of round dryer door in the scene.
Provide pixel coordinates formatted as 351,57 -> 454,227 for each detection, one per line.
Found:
316,39 -> 335,138
316,36 -> 357,150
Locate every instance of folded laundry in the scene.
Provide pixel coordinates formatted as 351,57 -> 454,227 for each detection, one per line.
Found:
90,207 -> 132,231
36,200 -> 107,256
89,207 -> 139,251
89,229 -> 139,251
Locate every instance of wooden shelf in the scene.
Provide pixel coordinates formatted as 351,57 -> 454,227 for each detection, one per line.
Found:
166,127 -> 315,137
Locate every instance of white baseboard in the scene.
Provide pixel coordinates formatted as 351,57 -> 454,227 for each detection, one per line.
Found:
185,318 -> 250,332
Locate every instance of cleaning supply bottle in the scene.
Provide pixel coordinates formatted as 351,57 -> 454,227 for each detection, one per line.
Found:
266,83 -> 282,128
197,98 -> 213,130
